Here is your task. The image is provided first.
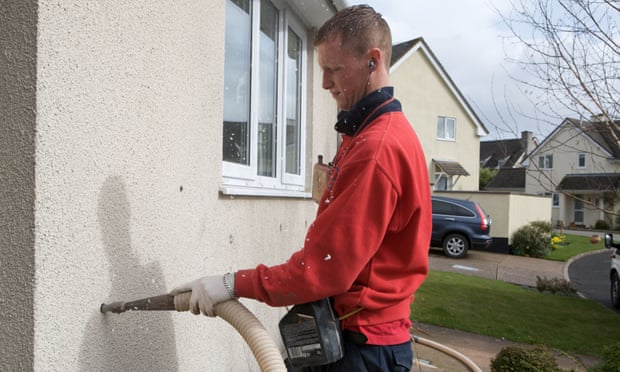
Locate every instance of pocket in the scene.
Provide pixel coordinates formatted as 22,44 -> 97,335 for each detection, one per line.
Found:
392,342 -> 413,371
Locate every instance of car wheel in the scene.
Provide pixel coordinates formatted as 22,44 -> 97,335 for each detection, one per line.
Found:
611,271 -> 620,309
442,233 -> 469,258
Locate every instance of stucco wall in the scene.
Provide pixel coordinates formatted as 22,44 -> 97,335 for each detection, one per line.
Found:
0,1 -> 37,370
392,49 -> 481,191
15,1 -> 334,371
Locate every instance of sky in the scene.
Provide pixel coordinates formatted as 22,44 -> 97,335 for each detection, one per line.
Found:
346,0 -> 560,141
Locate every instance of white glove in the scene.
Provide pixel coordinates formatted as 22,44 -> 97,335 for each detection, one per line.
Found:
170,273 -> 235,317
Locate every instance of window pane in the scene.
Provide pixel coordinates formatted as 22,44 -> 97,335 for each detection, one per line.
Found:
437,117 -> 445,138
285,27 -> 302,175
257,0 -> 278,177
446,118 -> 455,139
578,153 -> 586,167
547,155 -> 553,169
223,0 -> 252,165
436,174 -> 448,190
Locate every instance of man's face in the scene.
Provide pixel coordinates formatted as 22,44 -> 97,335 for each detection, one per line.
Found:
317,37 -> 369,111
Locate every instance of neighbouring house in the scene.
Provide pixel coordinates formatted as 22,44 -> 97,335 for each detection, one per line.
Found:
389,38 -> 550,253
390,38 -> 489,192
481,131 -> 537,192
523,116 -> 620,228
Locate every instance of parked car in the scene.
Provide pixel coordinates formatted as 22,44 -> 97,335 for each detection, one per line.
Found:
431,196 -> 492,258
603,233 -> 620,309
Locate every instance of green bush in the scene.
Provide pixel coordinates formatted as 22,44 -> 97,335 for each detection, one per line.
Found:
491,345 -> 561,372
511,224 -> 551,258
530,220 -> 553,234
589,342 -> 620,372
594,219 -> 609,230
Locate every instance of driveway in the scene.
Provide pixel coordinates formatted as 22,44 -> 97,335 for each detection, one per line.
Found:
568,250 -> 619,312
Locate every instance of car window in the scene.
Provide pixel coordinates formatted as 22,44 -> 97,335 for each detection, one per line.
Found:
453,204 -> 475,217
432,199 -> 475,217
432,200 -> 452,215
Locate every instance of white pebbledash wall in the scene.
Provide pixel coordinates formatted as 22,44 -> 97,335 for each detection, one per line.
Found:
1,1 -> 336,371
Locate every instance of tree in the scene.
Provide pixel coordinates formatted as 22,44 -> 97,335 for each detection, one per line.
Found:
496,0 -> 620,222
498,0 -> 619,129
479,167 -> 498,190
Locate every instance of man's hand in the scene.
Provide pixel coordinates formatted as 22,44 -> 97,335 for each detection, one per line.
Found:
170,274 -> 235,317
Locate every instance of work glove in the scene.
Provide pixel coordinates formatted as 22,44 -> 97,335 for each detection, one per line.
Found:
170,273 -> 236,317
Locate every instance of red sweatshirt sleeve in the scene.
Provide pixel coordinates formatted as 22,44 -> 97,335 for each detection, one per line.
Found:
235,112 -> 431,326
235,157 -> 397,306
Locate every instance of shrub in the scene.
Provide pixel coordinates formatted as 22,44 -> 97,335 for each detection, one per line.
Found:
594,219 -> 609,230
511,224 -> 551,258
536,276 -> 577,295
490,345 -> 561,372
589,342 -> 620,372
530,220 -> 553,234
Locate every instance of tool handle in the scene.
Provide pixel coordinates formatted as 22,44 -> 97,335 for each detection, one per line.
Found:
100,292 -> 191,313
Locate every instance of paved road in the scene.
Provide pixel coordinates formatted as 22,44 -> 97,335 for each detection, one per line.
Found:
568,250 -> 619,312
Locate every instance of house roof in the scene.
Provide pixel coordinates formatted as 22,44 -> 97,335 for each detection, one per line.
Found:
556,173 -> 620,192
433,159 -> 470,176
390,38 -> 489,137
484,168 -> 526,190
565,118 -> 620,159
480,138 -> 525,169
527,117 -> 620,161
480,131 -> 537,169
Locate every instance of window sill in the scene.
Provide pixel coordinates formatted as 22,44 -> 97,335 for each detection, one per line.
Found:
219,184 -> 311,199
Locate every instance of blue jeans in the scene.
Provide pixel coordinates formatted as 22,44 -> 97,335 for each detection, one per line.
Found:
287,334 -> 413,372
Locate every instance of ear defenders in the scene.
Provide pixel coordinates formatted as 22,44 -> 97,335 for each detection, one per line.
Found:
368,59 -> 376,72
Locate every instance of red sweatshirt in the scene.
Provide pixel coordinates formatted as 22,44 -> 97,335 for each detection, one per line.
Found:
235,92 -> 431,345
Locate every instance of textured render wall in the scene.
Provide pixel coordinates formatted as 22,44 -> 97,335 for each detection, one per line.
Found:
0,1 -> 37,370
33,1 -> 323,371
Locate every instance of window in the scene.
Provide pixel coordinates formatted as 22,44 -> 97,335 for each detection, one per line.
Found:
538,154 -> 553,169
552,193 -> 559,207
574,196 -> 584,224
434,174 -> 449,191
436,116 -> 456,140
222,0 -> 307,195
431,200 -> 475,217
578,153 -> 586,168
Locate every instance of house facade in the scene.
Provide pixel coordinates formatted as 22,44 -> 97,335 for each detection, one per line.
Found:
1,2 -> 496,371
2,1 -> 344,370
524,117 -> 620,228
390,38 -> 489,192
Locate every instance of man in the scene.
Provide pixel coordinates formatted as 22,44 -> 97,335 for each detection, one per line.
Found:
172,5 -> 432,371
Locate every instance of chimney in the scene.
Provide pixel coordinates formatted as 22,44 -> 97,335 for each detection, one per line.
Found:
521,131 -> 533,155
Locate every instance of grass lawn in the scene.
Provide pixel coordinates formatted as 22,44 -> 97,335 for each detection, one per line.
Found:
412,234 -> 619,358
547,233 -> 607,261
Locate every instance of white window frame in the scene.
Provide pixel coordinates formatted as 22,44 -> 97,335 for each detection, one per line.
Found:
221,0 -> 308,197
578,153 -> 586,168
538,154 -> 553,169
552,192 -> 559,207
574,195 -> 584,224
436,116 -> 456,141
